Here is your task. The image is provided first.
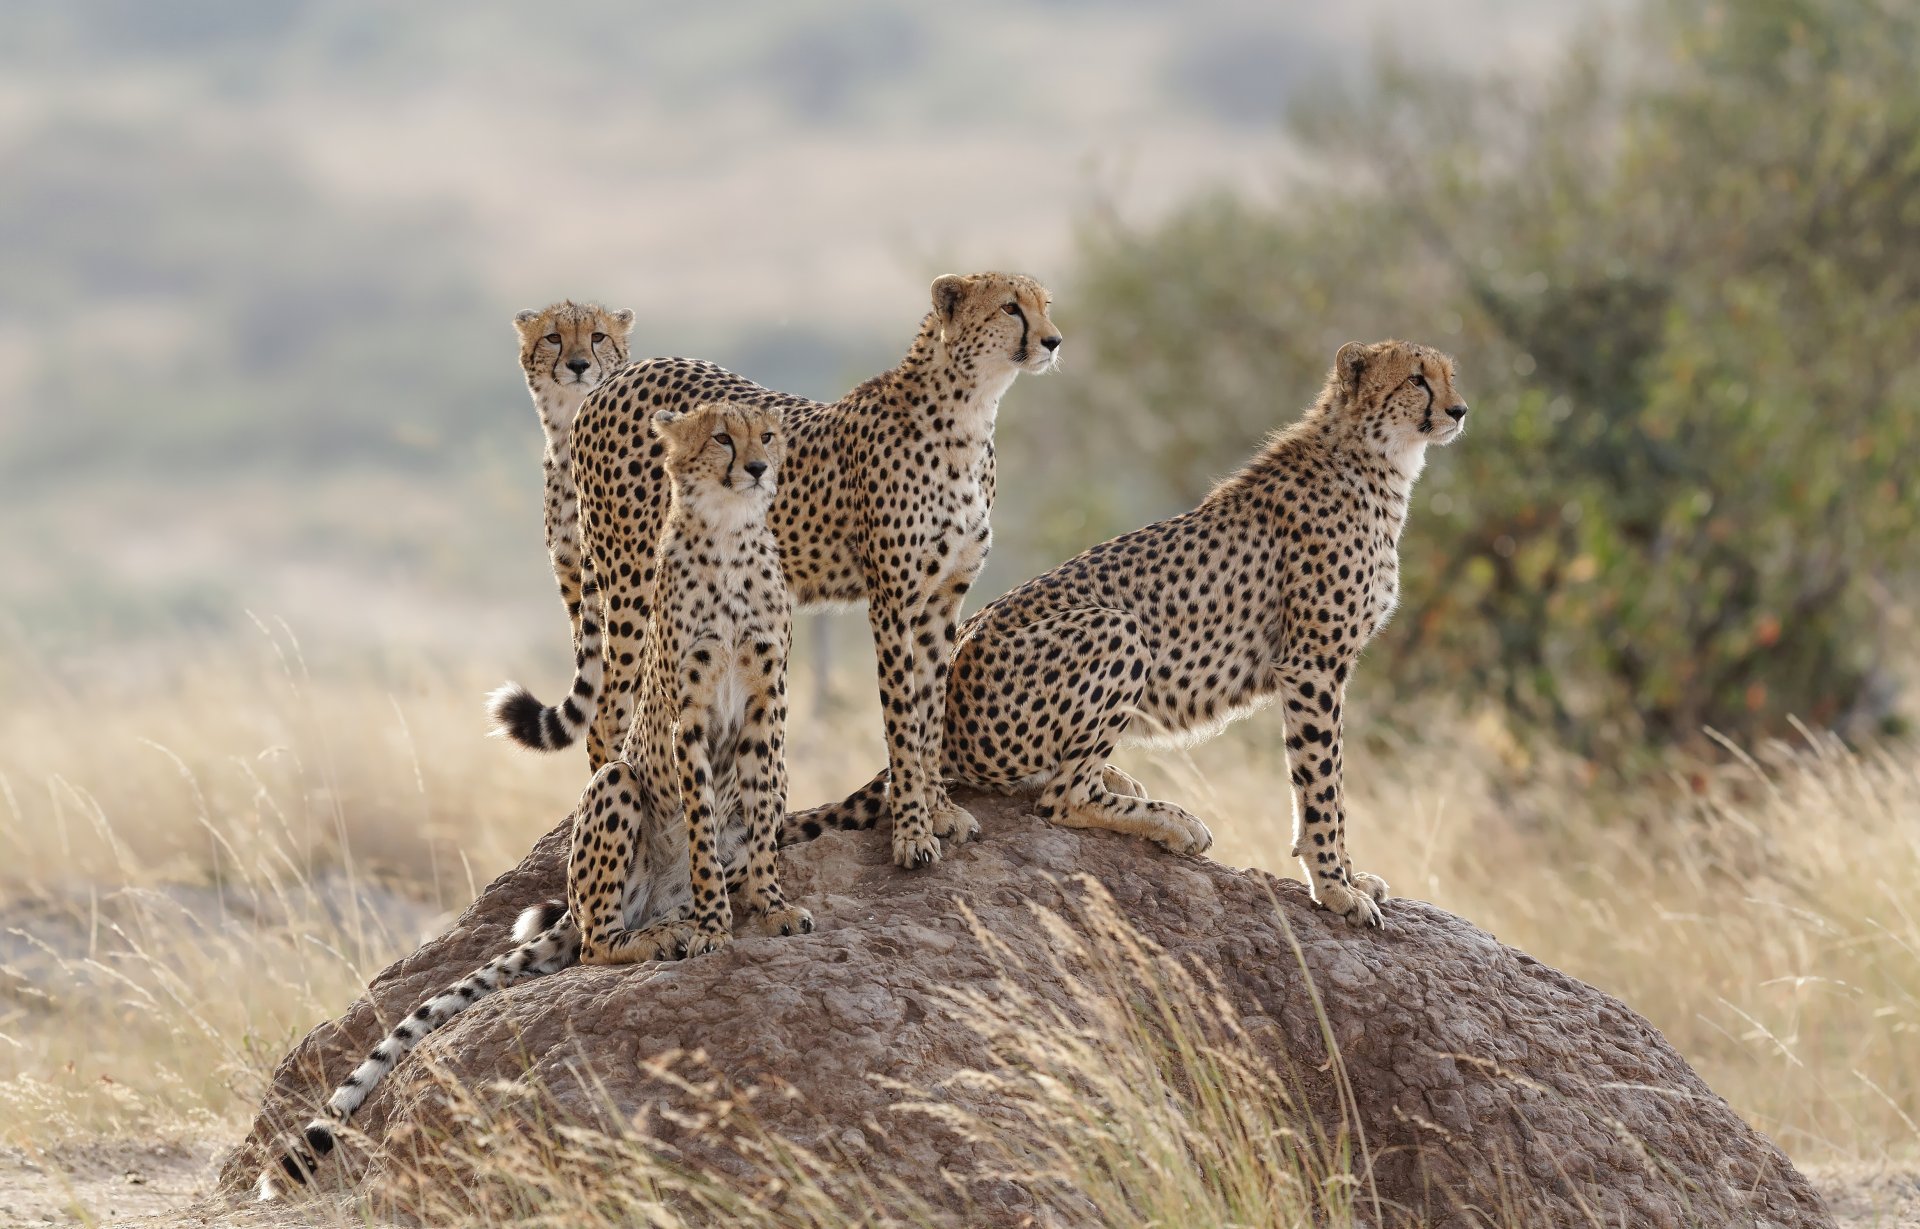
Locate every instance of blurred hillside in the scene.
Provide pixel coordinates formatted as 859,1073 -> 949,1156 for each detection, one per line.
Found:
0,0 -> 1597,673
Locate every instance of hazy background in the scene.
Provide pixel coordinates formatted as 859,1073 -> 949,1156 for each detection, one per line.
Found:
1,0 -> 1603,673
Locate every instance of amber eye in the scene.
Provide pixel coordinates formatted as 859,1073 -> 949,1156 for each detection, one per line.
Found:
760,431 -> 773,444
712,432 -> 733,447
544,333 -> 562,345
590,332 -> 606,344
1411,372 -> 1428,388
1001,302 -> 1020,316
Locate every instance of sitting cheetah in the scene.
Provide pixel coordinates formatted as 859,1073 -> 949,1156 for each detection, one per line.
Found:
510,300 -> 634,704
492,273 -> 1063,871
786,340 -> 1468,928
261,402 -> 807,1198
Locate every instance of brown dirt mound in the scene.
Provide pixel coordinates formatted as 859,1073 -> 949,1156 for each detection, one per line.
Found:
222,789 -> 1832,1228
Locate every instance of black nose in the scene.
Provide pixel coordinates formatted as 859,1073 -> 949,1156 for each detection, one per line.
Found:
566,358 -> 590,374
744,460 -> 768,479
1446,403 -> 1468,422
1040,335 -> 1062,352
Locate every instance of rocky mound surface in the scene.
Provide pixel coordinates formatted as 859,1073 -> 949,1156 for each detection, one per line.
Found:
222,790 -> 1831,1228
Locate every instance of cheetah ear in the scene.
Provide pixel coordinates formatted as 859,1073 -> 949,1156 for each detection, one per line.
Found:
652,408 -> 685,433
608,308 -> 635,335
513,309 -> 542,339
931,274 -> 971,321
1335,341 -> 1369,394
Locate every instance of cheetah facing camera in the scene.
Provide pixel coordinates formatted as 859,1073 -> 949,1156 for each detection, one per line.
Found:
787,340 -> 1468,929
491,273 -> 1063,872
495,300 -> 635,751
261,401 -> 808,1199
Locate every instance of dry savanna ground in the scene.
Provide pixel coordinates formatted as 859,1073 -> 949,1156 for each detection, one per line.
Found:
0,626 -> 1915,1225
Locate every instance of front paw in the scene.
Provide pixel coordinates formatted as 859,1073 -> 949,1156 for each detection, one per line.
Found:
929,789 -> 980,844
754,903 -> 814,937
891,808 -> 943,869
1150,803 -> 1213,856
1314,877 -> 1386,929
1350,870 -> 1390,903
677,923 -> 735,959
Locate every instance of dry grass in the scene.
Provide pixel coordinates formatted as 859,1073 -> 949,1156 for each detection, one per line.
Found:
0,632 -> 1913,1220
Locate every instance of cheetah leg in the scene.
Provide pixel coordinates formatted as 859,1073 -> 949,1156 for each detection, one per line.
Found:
587,566 -> 647,773
1005,609 -> 1212,855
542,442 -> 586,663
866,598 -> 942,869
736,638 -> 812,938
573,762 -> 700,966
1280,667 -> 1387,929
672,660 -> 735,958
914,567 -> 983,846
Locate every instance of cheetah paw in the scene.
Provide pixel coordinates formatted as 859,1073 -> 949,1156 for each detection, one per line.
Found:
929,790 -> 980,844
1351,870 -> 1391,903
892,821 -> 944,869
676,923 -> 735,959
1316,878 -> 1386,929
1172,814 -> 1215,857
1101,765 -> 1147,799
1150,804 -> 1213,857
754,904 -> 814,938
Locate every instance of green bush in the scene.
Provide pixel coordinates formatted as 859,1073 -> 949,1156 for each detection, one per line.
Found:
1014,0 -> 1920,751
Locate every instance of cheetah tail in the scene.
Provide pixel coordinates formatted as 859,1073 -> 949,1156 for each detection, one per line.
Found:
778,768 -> 890,846
256,907 -> 581,1201
488,553 -> 606,752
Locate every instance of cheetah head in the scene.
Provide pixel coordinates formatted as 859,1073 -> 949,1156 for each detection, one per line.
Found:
513,300 -> 634,393
1333,339 -> 1469,460
654,401 -> 785,516
930,272 -> 1063,377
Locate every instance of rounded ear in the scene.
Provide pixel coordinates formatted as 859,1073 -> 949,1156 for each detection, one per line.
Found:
609,308 -> 635,334
931,274 -> 971,320
1335,341 -> 1369,392
513,309 -> 542,338
652,408 -> 684,431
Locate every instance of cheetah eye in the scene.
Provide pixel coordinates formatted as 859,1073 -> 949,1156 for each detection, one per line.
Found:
1001,302 -> 1021,316
712,432 -> 733,448
590,332 -> 606,344
760,431 -> 774,444
544,333 -> 562,345
1410,373 -> 1428,388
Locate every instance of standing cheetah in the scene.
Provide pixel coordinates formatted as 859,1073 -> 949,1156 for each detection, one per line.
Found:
511,299 -> 634,693
261,402 -> 806,1199
786,340 -> 1468,928
492,274 -> 1063,871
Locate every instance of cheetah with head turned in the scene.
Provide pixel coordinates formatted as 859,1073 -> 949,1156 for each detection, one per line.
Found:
511,300 -> 634,677
786,340 -> 1468,928
261,401 -> 805,1198
492,273 -> 1063,872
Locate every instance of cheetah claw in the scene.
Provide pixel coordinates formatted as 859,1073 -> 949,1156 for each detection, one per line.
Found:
679,924 -> 734,958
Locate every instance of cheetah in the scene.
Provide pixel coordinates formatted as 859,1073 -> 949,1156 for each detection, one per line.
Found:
261,402 -> 807,1198
491,273 -> 1063,871
785,340 -> 1468,928
508,299 -> 634,736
